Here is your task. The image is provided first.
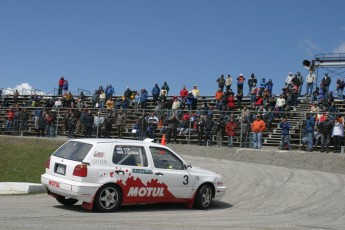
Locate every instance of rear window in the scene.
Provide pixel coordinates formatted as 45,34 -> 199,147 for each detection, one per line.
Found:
53,141 -> 92,162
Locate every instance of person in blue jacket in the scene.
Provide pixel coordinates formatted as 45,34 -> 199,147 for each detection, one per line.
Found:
279,117 -> 291,150
305,113 -> 315,152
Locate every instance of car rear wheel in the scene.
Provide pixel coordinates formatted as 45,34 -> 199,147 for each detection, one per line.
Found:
56,196 -> 79,206
94,184 -> 122,212
194,184 -> 213,209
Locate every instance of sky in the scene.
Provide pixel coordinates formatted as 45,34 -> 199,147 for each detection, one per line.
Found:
1,0 -> 345,96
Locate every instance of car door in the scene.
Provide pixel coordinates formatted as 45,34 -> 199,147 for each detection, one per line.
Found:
111,144 -> 158,204
149,146 -> 196,200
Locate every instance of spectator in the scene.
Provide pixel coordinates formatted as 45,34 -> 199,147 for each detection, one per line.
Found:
297,71 -> 304,96
106,85 -> 115,102
37,112 -> 46,137
318,114 -> 333,153
336,78 -> 344,100
236,90 -> 243,109
63,80 -> 69,95
248,73 -> 257,95
105,96 -> 114,110
6,108 -> 15,131
166,113 -> 180,144
104,111 -> 114,138
91,90 -> 99,108
321,73 -> 331,93
115,110 -> 126,138
305,113 -> 315,152
240,118 -> 250,148
140,89 -> 148,109
21,108 -> 29,131
225,117 -> 238,147
227,92 -> 235,110
217,75 -> 225,92
266,79 -> 273,95
250,83 -> 258,105
215,116 -> 226,147
152,83 -> 160,105
285,72 -> 294,90
84,110 -> 94,138
179,86 -> 189,108
251,114 -> 266,149
99,90 -> 106,108
276,95 -> 285,118
236,74 -> 245,94
195,115 -> 205,146
58,76 -> 64,95
225,75 -> 232,92
331,118 -> 344,153
259,78 -> 267,96
186,91 -> 194,111
203,115 -> 214,146
147,112 -> 159,141
279,117 -> 291,150
305,70 -> 316,97
13,90 -> 19,106
191,85 -> 200,109
133,92 -> 141,113
67,111 -> 78,138
123,86 -> 132,104
215,88 -> 223,110
161,81 -> 170,95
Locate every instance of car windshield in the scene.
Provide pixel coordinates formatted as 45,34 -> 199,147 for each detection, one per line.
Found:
53,141 -> 92,162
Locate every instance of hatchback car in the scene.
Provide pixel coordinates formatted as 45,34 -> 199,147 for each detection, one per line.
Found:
41,139 -> 226,212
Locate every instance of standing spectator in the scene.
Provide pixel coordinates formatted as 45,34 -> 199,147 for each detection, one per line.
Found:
251,114 -> 266,149
318,114 -> 333,153
240,118 -> 250,148
13,90 -> 19,106
104,111 -> 114,138
291,83 -> 299,106
92,90 -> 99,108
297,71 -> 304,96
133,92 -> 141,113
13,108 -> 21,131
140,89 -> 148,109
152,83 -> 160,105
285,72 -> 294,90
331,118 -> 344,153
248,73 -> 257,95
58,76 -> 64,95
305,70 -> 316,96
195,115 -> 205,146
191,85 -> 200,109
321,73 -> 331,93
106,85 -> 115,102
37,112 -> 46,137
6,108 -> 15,131
227,92 -> 235,110
279,117 -> 291,150
179,86 -> 189,108
98,89 -> 105,109
225,74 -> 232,92
136,112 -> 148,140
63,80 -> 69,95
266,79 -> 274,95
215,116 -> 226,147
203,115 -> 214,146
259,78 -> 267,96
216,75 -> 225,92
171,96 -> 180,111
21,108 -> 29,131
225,117 -> 238,147
276,95 -> 286,118
161,81 -> 170,95
186,91 -> 194,111
147,112 -> 159,141
123,86 -> 132,105
166,113 -> 180,144
305,113 -> 315,152
336,78 -> 344,100
68,111 -> 78,138
215,88 -> 223,110
84,110 -> 94,138
236,74 -> 245,94
115,110 -> 126,138
250,83 -> 259,105
236,90 -> 243,109
106,96 -> 114,110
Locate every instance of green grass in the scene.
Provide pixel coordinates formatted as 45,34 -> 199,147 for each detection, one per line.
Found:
0,136 -> 65,183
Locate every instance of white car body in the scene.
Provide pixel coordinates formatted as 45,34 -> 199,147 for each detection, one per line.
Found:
41,138 -> 226,211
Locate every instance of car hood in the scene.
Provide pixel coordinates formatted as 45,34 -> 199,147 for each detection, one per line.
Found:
188,166 -> 221,178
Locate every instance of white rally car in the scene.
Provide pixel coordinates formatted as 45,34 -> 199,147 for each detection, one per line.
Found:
41,139 -> 226,212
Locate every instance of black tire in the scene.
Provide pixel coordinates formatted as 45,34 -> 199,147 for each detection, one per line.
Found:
93,184 -> 122,212
56,196 -> 78,206
194,184 -> 213,209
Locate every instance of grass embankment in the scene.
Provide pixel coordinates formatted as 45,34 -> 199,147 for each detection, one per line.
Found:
0,136 -> 65,183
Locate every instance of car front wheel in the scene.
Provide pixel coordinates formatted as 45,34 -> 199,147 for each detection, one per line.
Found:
194,184 -> 213,209
94,184 -> 122,212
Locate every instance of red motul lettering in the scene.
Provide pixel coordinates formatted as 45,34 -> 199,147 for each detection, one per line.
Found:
127,187 -> 164,197
49,180 -> 60,188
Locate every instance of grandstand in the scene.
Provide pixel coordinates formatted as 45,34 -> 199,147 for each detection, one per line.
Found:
0,93 -> 344,150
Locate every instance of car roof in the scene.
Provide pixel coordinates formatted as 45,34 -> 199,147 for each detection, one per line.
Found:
67,138 -> 166,148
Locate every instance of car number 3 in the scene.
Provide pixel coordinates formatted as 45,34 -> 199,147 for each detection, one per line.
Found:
183,175 -> 189,185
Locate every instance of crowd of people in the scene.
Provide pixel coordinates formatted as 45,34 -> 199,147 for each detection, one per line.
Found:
0,72 -> 344,153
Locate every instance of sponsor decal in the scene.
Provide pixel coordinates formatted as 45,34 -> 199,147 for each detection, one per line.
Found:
49,180 -> 60,188
91,159 -> 108,165
127,187 -> 164,197
132,169 -> 153,174
93,151 -> 104,158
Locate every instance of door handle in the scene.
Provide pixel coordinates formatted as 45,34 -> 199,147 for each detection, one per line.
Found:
155,172 -> 164,176
115,170 -> 125,175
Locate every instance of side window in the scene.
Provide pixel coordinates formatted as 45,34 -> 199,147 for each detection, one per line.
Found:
150,147 -> 184,170
112,146 -> 148,167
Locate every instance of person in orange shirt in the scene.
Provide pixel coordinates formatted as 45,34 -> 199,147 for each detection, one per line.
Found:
215,88 -> 223,110
251,114 -> 266,149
